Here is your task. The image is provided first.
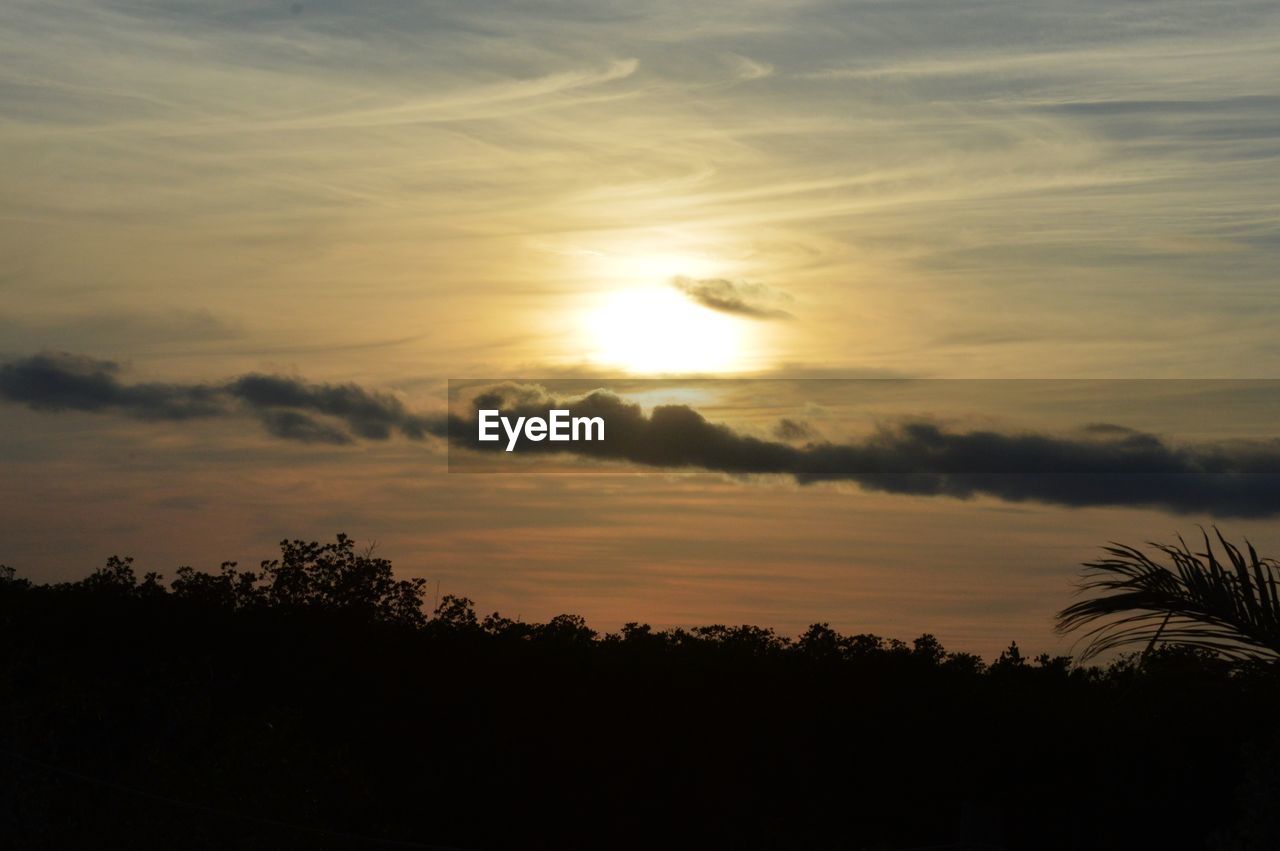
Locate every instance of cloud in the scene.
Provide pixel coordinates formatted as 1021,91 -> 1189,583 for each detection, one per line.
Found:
773,418 -> 815,441
452,386 -> 1280,518
1080,423 -> 1139,436
255,409 -> 355,445
0,351 -> 444,444
671,276 -> 793,320
724,53 -> 774,82
0,309 -> 242,353
0,351 -> 226,420
227,374 -> 439,440
10,355 -> 1280,517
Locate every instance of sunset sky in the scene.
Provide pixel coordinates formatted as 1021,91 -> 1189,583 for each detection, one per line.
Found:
3,0 -> 1280,656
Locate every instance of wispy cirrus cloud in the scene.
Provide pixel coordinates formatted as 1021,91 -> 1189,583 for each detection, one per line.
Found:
3,0 -> 1278,377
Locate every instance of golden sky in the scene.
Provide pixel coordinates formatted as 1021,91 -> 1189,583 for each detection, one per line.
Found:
3,0 -> 1280,656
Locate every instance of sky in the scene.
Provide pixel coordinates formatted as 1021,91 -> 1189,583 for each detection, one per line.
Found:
2,0 -> 1279,656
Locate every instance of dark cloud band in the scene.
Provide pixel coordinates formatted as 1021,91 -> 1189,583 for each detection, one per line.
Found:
450,387 -> 1280,518
0,351 -> 444,445
6,354 -> 1280,517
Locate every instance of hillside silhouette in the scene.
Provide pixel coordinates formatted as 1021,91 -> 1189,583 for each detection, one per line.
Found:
3,534 -> 1279,850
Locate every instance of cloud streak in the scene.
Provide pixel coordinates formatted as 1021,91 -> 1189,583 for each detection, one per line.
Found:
8,354 -> 1280,517
452,387 -> 1280,518
0,352 -> 443,445
671,276 -> 793,320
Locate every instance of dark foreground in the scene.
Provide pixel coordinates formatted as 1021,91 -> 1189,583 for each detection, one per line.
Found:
2,536 -> 1278,850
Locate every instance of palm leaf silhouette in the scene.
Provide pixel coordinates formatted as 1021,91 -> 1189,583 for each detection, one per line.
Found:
1057,528 -> 1280,663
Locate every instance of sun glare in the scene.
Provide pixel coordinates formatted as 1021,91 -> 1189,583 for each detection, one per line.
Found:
615,252 -> 720,283
584,287 -> 749,374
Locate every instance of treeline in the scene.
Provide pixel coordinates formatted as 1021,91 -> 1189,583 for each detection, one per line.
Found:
2,535 -> 1279,850
0,533 -> 1074,670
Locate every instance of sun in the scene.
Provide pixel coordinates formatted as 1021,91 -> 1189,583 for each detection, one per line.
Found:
583,287 -> 749,374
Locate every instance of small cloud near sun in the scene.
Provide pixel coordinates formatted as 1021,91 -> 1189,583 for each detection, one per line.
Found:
671,276 -> 793,320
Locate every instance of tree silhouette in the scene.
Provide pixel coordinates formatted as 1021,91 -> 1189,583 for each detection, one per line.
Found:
254,534 -> 427,627
171,561 -> 259,610
3,532 -> 1279,849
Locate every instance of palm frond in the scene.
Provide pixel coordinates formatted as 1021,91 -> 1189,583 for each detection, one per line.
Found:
1057,528 -> 1280,663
